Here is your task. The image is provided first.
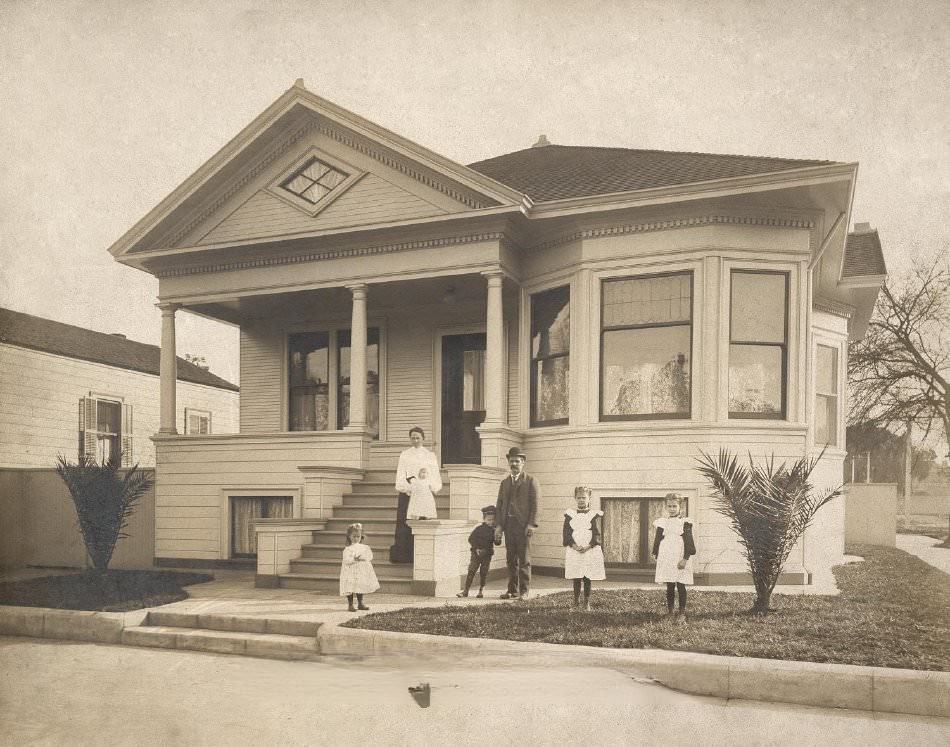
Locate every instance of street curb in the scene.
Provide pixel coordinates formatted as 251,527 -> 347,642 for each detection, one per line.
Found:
0,605 -> 146,645
317,624 -> 950,719
2,605 -> 947,719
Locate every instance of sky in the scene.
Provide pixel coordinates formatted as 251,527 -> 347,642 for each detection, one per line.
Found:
0,0 -> 947,386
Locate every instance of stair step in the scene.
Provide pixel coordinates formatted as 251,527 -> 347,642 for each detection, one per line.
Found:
331,507 -> 449,521
340,494 -> 449,507
279,573 -> 413,593
323,518 -> 398,531
121,625 -> 320,659
289,557 -> 413,577
302,534 -> 393,551
145,610 -> 321,637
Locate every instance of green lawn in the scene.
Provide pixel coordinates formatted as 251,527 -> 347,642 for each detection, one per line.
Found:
0,570 -> 213,612
345,544 -> 950,671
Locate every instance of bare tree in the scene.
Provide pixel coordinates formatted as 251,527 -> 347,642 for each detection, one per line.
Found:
849,255 -> 950,457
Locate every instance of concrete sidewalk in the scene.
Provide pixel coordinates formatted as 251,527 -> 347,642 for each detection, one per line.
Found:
897,533 -> 950,574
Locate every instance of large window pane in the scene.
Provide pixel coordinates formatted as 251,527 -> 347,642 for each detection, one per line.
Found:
289,332 -> 329,431
338,328 -> 380,438
531,285 -> 570,425
731,272 -> 786,343
815,395 -> 837,446
600,272 -> 692,420
728,345 -> 783,415
534,356 -> 569,422
531,286 -> 570,357
603,326 -> 691,417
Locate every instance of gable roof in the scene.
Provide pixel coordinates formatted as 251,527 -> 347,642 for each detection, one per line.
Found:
0,308 -> 238,392
467,145 -> 836,202
110,82 -> 525,259
842,227 -> 887,278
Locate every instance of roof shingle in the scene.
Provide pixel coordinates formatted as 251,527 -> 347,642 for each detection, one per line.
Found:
467,144 -> 835,202
0,307 -> 238,391
842,229 -> 887,278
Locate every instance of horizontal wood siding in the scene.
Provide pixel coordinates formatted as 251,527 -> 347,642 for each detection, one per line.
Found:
384,310 -> 435,442
0,344 -> 237,468
506,311 -> 520,428
239,324 -> 282,433
519,428 -> 809,574
154,434 -> 362,558
201,174 -> 446,245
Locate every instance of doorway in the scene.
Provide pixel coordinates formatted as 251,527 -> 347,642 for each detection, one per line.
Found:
441,332 -> 486,464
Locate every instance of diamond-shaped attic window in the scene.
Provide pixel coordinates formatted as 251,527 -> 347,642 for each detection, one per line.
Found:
279,158 -> 349,205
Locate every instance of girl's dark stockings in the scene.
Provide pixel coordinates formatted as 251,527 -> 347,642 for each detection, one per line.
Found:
665,582 -> 687,611
573,577 -> 593,603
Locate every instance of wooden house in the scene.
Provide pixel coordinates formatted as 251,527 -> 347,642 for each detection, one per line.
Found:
107,82 -> 885,591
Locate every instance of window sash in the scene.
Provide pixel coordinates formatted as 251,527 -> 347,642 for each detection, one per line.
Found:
530,285 -> 571,426
728,271 -> 788,419
815,393 -> 838,446
600,272 -> 693,421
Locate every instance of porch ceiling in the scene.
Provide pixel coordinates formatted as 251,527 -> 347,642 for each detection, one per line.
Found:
185,272 -> 504,324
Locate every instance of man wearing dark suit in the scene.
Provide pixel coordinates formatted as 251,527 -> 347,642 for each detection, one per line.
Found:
494,446 -> 540,600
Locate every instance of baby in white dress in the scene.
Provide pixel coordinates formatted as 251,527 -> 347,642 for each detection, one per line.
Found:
406,467 -> 437,520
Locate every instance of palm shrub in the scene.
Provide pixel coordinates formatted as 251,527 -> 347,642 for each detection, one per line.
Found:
55,453 -> 153,573
695,449 -> 842,615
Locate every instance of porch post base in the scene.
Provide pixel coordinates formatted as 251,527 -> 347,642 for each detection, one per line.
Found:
298,467 -> 366,519
253,518 -> 327,577
443,464 -> 507,521
407,519 -> 472,597
476,424 -> 523,468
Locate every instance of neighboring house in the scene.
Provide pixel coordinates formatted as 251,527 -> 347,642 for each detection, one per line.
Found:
106,81 -> 884,588
0,307 -> 239,468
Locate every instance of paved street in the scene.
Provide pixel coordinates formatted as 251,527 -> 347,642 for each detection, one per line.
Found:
0,638 -> 946,746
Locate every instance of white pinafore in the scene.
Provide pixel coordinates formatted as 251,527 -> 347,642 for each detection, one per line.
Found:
564,509 -> 606,581
653,517 -> 694,585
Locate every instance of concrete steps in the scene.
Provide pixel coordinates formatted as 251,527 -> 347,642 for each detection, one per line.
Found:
119,611 -> 322,660
275,467 -> 448,593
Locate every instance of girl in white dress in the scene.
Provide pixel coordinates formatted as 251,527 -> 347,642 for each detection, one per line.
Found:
562,486 -> 606,611
406,467 -> 437,520
652,493 -> 696,623
340,523 -> 380,611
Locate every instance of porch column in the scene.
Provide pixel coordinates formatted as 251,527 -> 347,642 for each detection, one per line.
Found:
347,283 -> 368,431
158,302 -> 180,434
482,270 -> 505,425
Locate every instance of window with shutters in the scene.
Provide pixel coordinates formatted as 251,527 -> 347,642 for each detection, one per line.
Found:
79,396 -> 132,466
185,408 -> 212,435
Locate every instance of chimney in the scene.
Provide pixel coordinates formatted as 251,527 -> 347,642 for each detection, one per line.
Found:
853,222 -> 873,233
531,134 -> 552,148
110,333 -> 127,339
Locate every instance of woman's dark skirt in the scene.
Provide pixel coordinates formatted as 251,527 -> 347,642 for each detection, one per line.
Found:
389,491 -> 414,563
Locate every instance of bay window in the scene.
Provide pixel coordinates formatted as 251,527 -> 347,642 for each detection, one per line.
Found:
601,272 -> 692,420
728,270 -> 788,418
530,285 -> 570,426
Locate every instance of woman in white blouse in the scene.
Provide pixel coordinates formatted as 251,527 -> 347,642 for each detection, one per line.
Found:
389,426 -> 442,563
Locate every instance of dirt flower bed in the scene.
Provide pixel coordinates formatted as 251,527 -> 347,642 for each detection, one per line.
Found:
0,570 -> 213,612
345,545 -> 950,671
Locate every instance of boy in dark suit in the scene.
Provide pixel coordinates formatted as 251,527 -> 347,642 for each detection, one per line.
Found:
457,505 -> 497,598
494,447 -> 540,600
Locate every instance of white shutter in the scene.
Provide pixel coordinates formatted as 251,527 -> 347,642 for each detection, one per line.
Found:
121,403 -> 133,467
80,397 -> 98,460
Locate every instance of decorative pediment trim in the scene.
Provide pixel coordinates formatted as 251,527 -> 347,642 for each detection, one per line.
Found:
527,214 -> 815,253
155,232 -> 508,278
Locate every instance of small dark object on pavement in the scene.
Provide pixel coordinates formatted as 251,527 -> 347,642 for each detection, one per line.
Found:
408,682 -> 430,708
